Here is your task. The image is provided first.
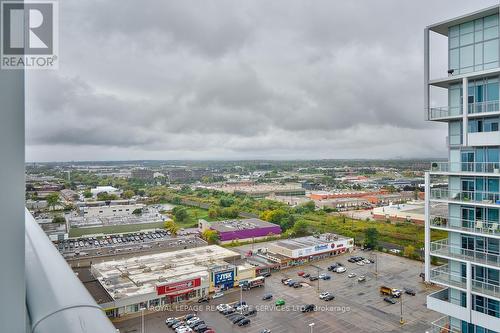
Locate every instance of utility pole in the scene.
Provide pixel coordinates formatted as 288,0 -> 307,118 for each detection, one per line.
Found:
317,266 -> 320,293
399,294 -> 404,325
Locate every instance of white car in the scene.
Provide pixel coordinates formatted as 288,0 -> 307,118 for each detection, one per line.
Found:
336,267 -> 346,273
356,261 -> 365,266
216,304 -> 229,312
186,317 -> 200,325
318,273 -> 327,279
362,259 -> 371,264
347,273 -> 356,278
176,327 -> 192,333
236,304 -> 248,312
319,292 -> 331,299
212,292 -> 224,299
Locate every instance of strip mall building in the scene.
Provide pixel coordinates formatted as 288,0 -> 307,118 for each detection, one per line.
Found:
90,245 -> 255,318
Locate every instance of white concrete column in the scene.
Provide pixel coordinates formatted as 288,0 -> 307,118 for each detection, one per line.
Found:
424,172 -> 431,282
424,28 -> 430,120
466,261 -> 472,322
462,77 -> 468,146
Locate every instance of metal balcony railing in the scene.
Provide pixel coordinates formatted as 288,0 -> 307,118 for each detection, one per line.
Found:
430,216 -> 500,236
429,316 -> 461,333
25,210 -> 116,333
430,264 -> 467,290
430,239 -> 500,266
430,161 -> 500,173
430,188 -> 500,205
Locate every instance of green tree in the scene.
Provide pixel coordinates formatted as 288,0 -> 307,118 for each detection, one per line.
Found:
164,220 -> 179,236
172,206 -> 189,222
202,230 -> 220,244
52,215 -> 66,224
291,220 -> 309,237
221,207 -> 239,219
46,193 -> 61,210
83,191 -> 92,198
404,245 -> 416,258
132,208 -> 143,215
219,196 -> 235,207
208,206 -> 221,219
122,190 -> 135,199
364,227 -> 379,248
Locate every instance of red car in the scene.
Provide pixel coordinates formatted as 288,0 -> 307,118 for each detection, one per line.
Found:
297,271 -> 305,276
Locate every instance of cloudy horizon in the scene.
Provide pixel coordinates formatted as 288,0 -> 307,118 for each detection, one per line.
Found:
26,0 -> 500,162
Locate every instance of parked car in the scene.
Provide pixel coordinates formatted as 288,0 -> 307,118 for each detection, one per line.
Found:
281,278 -> 290,284
301,304 -> 315,312
319,292 -> 331,299
358,276 -> 366,282
231,315 -> 246,324
348,273 -> 356,278
303,273 -> 310,278
238,318 -> 250,326
336,267 -> 346,273
197,296 -> 210,303
260,330 -> 272,333
321,275 -> 331,280
297,271 -> 305,276
185,313 -> 197,321
384,297 -> 397,304
293,282 -> 302,288
216,304 -> 229,312
324,294 -> 335,301
309,276 -> 318,281
275,299 -> 285,306
262,293 -> 273,300
404,288 -> 416,296
212,292 -> 224,299
261,272 -> 271,278
244,308 -> 257,317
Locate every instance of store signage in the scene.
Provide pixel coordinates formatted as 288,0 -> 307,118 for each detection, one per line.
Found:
314,244 -> 328,252
156,278 -> 201,295
214,270 -> 234,285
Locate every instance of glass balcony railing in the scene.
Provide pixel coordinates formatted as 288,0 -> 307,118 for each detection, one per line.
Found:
430,264 -> 467,290
430,239 -> 500,266
430,188 -> 500,205
429,316 -> 461,333
428,106 -> 462,120
430,161 -> 500,173
471,279 -> 500,299
429,216 -> 500,236
468,100 -> 500,115
428,101 -> 500,120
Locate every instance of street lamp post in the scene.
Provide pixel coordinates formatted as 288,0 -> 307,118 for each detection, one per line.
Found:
140,306 -> 146,333
317,267 -> 320,293
309,322 -> 315,333
399,295 -> 404,325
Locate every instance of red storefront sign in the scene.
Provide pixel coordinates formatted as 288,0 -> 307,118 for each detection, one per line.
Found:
156,278 -> 201,296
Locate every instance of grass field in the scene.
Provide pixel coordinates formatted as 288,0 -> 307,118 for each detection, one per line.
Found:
69,221 -> 166,237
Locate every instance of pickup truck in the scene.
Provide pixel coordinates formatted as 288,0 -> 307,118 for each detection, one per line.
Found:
380,286 -> 401,298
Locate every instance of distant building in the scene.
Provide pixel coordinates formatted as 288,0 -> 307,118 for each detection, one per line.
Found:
131,168 -> 154,180
90,186 -> 120,198
60,189 -> 79,201
167,169 -> 192,183
198,218 -> 282,244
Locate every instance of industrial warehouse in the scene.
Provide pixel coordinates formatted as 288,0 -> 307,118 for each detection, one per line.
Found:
198,218 -> 282,244
89,245 -> 255,318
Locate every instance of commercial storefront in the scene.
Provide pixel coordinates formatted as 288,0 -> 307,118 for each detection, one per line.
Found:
213,270 -> 235,290
157,277 -> 205,303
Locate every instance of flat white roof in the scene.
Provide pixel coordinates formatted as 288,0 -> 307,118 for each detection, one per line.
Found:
92,245 -> 240,299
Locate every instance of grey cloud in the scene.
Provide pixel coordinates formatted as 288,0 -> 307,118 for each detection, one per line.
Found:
26,0 -> 499,161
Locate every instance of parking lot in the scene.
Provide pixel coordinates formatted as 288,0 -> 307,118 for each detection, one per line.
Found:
56,231 -> 207,261
114,251 -> 441,333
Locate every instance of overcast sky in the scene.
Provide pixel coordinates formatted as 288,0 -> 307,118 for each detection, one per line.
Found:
25,0 -> 500,162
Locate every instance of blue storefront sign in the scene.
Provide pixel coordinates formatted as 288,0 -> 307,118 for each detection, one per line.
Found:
214,270 -> 234,290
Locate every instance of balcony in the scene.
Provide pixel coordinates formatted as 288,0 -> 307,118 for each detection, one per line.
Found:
427,288 -> 469,321
25,210 -> 116,333
428,106 -> 462,120
468,100 -> 500,115
430,216 -> 500,237
430,264 -> 466,290
430,161 -> 500,174
428,100 -> 500,121
430,188 -> 500,206
430,239 -> 500,267
429,316 -> 461,333
471,279 -> 500,300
